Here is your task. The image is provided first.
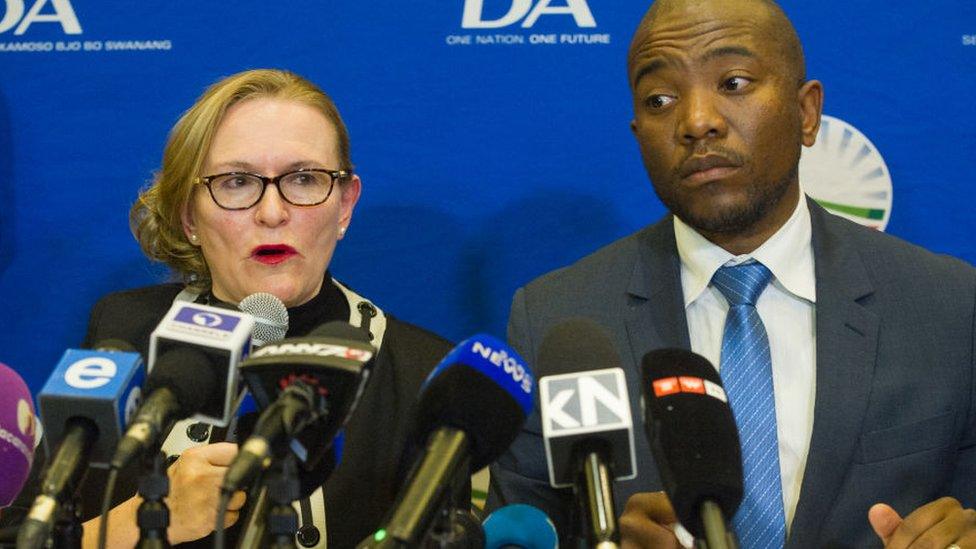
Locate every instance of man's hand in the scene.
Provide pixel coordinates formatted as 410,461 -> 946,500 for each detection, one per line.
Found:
869,497 -> 976,548
619,492 -> 685,549
165,442 -> 247,544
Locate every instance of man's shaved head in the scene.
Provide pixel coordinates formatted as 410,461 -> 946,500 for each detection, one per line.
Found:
628,0 -> 806,87
626,0 -> 824,253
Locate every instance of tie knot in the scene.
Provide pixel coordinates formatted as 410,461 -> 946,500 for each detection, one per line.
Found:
712,262 -> 773,306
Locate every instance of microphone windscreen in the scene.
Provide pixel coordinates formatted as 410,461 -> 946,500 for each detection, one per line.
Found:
483,504 -> 558,549
535,318 -> 636,485
536,317 -> 622,374
239,292 -> 289,345
146,346 -> 219,413
413,334 -> 534,470
0,362 -> 36,507
640,348 -> 743,538
240,320 -> 376,496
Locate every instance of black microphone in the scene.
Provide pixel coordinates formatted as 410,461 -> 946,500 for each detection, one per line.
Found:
359,334 -> 534,548
110,302 -> 255,471
18,342 -> 144,548
641,348 -> 743,548
536,318 -> 636,548
221,320 -> 376,496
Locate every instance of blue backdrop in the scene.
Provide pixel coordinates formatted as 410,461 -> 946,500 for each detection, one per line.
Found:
2,0 -> 975,393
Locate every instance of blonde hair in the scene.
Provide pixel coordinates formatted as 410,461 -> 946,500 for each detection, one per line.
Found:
130,69 -> 352,289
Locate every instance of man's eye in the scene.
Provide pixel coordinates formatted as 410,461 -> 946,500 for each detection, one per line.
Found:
645,94 -> 676,109
722,76 -> 751,92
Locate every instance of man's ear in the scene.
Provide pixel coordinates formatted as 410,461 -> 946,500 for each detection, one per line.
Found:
798,80 -> 824,147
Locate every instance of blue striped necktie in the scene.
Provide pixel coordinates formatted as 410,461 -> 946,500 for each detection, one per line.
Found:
712,262 -> 786,548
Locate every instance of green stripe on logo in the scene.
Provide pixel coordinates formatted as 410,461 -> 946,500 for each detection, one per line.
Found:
815,199 -> 886,220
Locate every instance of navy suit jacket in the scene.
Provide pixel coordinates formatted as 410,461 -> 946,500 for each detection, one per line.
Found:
487,198 -> 976,547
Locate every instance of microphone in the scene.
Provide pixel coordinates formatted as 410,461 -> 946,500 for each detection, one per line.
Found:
239,292 -> 289,346
221,320 -> 376,496
17,344 -> 143,548
483,504 -> 558,549
641,348 -> 743,548
536,318 -> 636,548
110,302 -> 254,470
361,334 -> 534,548
0,362 -> 36,508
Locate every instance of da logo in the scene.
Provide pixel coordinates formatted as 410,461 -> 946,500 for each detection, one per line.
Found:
462,0 -> 596,29
0,0 -> 81,35
800,115 -> 893,231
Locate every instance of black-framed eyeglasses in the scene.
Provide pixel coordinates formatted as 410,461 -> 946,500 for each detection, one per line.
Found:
194,168 -> 351,210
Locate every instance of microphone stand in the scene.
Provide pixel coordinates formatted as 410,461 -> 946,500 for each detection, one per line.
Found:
698,501 -> 737,549
419,466 -> 483,549
52,498 -> 83,549
136,451 -> 171,548
421,508 -> 485,548
577,451 -> 620,549
266,454 -> 300,549
356,429 -> 472,548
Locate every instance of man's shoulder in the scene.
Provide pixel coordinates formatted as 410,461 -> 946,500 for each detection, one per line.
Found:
521,219 -> 668,298
818,209 -> 975,289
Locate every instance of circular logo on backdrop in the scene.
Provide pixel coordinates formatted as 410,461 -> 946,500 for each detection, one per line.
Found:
799,114 -> 893,231
192,312 -> 223,328
17,399 -> 35,438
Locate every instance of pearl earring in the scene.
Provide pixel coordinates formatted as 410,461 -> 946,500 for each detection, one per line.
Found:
189,233 -> 199,244
338,227 -> 347,237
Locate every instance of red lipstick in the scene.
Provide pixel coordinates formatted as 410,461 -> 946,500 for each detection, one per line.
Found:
251,244 -> 297,265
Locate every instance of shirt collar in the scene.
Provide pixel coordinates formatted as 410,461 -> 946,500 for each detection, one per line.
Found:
673,192 -> 816,307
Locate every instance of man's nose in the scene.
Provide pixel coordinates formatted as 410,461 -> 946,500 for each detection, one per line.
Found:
676,89 -> 728,144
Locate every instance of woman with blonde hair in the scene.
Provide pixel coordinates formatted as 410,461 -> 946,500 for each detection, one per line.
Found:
7,69 -> 451,548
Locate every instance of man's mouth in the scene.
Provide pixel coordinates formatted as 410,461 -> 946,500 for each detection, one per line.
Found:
678,154 -> 743,184
251,244 -> 298,265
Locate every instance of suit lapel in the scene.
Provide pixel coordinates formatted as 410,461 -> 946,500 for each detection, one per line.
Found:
623,216 -> 691,371
788,200 -> 879,546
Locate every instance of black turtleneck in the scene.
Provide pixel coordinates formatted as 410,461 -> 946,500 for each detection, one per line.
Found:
200,271 -> 351,337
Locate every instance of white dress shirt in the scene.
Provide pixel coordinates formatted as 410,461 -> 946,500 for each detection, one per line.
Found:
673,193 -> 817,531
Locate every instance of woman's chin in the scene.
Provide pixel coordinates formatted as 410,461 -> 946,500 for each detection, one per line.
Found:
250,283 -> 319,308
212,273 -> 323,308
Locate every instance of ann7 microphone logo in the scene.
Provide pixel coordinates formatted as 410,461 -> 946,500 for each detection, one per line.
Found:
541,368 -> 630,433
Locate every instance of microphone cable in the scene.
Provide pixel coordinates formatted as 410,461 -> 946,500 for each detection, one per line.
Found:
213,489 -> 233,549
96,467 -> 120,549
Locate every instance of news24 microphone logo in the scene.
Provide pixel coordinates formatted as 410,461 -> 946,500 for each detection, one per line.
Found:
424,334 -> 534,417
540,367 -> 636,487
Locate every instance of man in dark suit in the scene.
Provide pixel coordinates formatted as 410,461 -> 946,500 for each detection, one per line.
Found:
487,0 -> 976,547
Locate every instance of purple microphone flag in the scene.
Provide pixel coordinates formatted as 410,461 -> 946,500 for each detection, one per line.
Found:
0,362 -> 36,507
